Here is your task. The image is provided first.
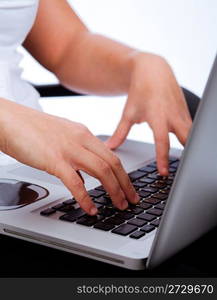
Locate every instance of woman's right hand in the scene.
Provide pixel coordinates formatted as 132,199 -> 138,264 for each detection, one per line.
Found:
0,98 -> 139,215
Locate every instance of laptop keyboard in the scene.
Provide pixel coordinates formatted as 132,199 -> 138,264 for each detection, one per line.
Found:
40,157 -> 179,239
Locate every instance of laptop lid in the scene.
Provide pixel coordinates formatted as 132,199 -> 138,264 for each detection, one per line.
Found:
147,54 -> 217,268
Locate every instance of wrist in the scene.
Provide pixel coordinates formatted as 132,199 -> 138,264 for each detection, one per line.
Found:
128,52 -> 169,90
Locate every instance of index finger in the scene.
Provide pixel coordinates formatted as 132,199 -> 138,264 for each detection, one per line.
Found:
153,126 -> 170,176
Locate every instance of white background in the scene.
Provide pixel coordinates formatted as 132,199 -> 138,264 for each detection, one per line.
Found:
20,0 -> 217,149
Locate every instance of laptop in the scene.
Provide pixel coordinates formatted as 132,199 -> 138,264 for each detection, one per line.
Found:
0,54 -> 217,271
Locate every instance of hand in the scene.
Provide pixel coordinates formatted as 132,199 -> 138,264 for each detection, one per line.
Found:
0,99 -> 139,215
106,53 -> 192,176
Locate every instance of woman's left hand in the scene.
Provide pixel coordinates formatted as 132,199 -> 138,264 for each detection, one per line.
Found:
106,53 -> 192,176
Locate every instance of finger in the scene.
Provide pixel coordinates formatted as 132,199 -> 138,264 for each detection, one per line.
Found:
105,116 -> 132,150
76,170 -> 84,183
153,126 -> 170,176
57,163 -> 97,215
173,118 -> 192,146
75,147 -> 129,210
84,136 -> 139,204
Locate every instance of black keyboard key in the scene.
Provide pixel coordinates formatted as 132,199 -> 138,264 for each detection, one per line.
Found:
116,212 -> 134,220
141,187 -> 158,193
169,157 -> 179,163
165,179 -> 173,184
104,216 -> 125,225
155,203 -> 166,210
128,170 -> 146,181
137,213 -> 156,222
95,185 -> 106,192
132,185 -> 140,191
170,161 -> 179,168
98,207 -> 115,217
140,224 -> 155,233
59,214 -> 77,222
52,203 -> 65,210
130,230 -> 146,239
169,167 -> 177,174
94,222 -> 115,231
151,182 -> 167,189
133,181 -> 147,188
138,190 -> 151,198
127,206 -> 144,215
63,198 -> 76,205
138,202 -> 152,210
104,195 -> 113,203
58,204 -> 75,213
95,203 -> 104,209
63,207 -> 86,220
77,215 -> 104,226
127,218 -> 147,227
151,218 -> 161,227
143,198 -> 161,205
112,224 -> 137,236
146,208 -> 162,217
147,161 -> 157,167
88,189 -> 105,198
153,193 -> 168,200
138,166 -> 156,173
94,196 -> 111,205
139,178 -> 155,184
148,174 -> 164,180
160,189 -> 170,195
40,208 -> 56,216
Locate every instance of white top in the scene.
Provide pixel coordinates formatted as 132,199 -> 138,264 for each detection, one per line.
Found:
0,0 -> 41,110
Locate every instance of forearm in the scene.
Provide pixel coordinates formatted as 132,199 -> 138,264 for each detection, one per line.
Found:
54,32 -> 141,96
0,97 -> 19,152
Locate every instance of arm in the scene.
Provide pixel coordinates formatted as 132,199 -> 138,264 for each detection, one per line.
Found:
0,97 -> 138,214
24,0 -> 135,95
24,0 -> 192,175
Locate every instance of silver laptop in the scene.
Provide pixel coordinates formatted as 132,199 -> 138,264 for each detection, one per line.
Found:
0,55 -> 217,270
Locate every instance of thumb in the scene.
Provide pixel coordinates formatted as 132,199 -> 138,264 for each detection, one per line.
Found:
105,116 -> 132,150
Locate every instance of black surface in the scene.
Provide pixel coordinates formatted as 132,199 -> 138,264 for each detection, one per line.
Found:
1,225 -> 217,277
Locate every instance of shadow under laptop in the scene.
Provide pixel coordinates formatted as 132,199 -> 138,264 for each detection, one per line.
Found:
1,225 -> 217,278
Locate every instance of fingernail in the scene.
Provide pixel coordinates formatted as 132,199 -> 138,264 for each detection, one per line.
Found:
134,194 -> 140,203
121,200 -> 128,210
162,168 -> 168,176
90,207 -> 98,215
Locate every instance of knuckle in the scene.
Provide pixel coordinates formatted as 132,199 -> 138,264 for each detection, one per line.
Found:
155,133 -> 167,145
77,192 -> 90,206
75,122 -> 90,137
99,161 -> 112,176
71,177 -> 84,191
46,153 -> 65,176
111,155 -> 122,169
123,109 -> 135,123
